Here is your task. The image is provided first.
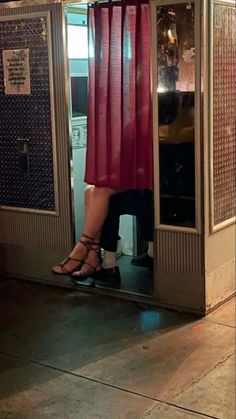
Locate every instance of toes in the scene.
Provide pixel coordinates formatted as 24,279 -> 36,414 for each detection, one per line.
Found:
72,267 -> 90,277
72,271 -> 83,277
51,266 -> 63,274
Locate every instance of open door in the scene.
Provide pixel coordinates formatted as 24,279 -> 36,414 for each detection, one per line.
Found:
66,2 -> 155,299
0,2 -> 73,284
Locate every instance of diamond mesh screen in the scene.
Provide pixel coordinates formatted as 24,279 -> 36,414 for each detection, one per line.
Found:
213,4 -> 236,225
0,15 -> 55,211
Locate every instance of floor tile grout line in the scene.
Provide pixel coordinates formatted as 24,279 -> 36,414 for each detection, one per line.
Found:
203,319 -> 236,329
0,350 -> 220,419
172,351 -> 235,400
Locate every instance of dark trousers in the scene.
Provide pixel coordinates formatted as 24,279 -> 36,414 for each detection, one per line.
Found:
100,189 -> 153,252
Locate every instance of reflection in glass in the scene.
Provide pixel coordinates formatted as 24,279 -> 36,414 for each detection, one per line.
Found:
70,76 -> 88,117
157,3 -> 195,228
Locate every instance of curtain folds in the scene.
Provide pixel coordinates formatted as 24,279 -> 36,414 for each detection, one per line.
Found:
85,0 -> 152,189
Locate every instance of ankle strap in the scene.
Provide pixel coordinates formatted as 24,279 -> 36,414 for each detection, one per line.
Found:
81,233 -> 100,246
81,233 -> 94,241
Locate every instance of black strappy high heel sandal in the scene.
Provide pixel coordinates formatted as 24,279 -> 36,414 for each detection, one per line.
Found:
51,234 -> 100,276
71,244 -> 102,280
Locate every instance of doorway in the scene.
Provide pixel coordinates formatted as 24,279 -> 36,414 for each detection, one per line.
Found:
65,3 -> 154,298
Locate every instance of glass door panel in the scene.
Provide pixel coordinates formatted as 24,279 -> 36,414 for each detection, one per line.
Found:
155,2 -> 196,228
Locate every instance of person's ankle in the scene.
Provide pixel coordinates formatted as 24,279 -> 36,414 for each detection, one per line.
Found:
147,242 -> 154,258
102,261 -> 117,269
102,250 -> 117,269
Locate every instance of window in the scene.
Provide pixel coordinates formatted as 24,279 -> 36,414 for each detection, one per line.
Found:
70,76 -> 88,117
68,25 -> 88,59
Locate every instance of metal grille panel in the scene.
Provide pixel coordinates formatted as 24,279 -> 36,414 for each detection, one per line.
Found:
0,15 -> 55,211
0,4 -> 72,253
213,4 -> 236,225
157,230 -> 203,274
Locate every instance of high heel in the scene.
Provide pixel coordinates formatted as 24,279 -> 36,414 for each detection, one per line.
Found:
71,245 -> 101,280
51,256 -> 84,275
51,234 -> 100,276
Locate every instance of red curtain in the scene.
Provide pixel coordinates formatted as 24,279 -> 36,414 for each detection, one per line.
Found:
85,0 -> 152,190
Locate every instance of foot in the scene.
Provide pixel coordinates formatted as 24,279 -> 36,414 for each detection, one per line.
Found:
72,245 -> 101,280
51,235 -> 96,275
131,253 -> 153,269
51,254 -> 84,275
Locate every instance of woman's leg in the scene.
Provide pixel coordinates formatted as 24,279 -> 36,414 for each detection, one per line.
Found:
83,186 -> 117,239
52,186 -> 120,275
72,186 -> 122,277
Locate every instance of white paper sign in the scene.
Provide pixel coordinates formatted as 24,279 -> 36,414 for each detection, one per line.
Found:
3,48 -> 31,95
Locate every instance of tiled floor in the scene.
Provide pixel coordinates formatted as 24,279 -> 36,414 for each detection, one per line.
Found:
0,278 -> 235,418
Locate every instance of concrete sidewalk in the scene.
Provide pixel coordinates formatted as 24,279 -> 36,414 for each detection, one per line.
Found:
0,278 -> 235,419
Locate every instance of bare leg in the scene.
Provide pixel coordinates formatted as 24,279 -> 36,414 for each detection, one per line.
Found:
83,186 -> 118,239
52,186 -> 122,275
72,186 -> 122,277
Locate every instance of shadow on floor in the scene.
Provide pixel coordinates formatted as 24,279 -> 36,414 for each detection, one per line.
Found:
0,277 -> 195,371
0,279 -> 235,419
